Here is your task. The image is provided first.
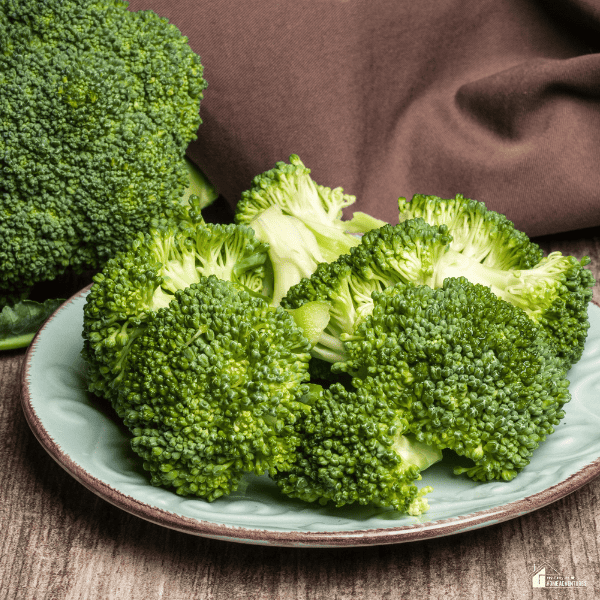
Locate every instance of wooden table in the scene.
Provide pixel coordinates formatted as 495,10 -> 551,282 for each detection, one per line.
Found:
1,223 -> 599,600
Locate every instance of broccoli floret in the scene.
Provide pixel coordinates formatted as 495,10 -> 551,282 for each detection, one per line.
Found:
398,194 -> 543,269
450,252 -> 595,369
82,211 -> 269,401
0,0 -> 208,308
281,218 -> 453,362
271,383 -> 439,514
283,215 -> 594,369
236,155 -> 385,264
337,277 -> 572,482
111,277 -> 312,500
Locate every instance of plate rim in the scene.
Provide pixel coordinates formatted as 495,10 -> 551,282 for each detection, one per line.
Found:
20,286 -> 600,547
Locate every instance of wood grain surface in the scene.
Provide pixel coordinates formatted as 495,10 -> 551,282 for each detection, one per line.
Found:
1,227 -> 599,600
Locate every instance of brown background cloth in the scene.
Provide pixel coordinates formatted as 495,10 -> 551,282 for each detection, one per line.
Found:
128,0 -> 600,238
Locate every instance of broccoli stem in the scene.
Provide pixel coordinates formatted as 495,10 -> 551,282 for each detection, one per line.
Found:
0,333 -> 36,351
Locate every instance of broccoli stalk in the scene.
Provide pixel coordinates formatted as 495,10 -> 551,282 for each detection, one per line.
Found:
249,205 -> 328,305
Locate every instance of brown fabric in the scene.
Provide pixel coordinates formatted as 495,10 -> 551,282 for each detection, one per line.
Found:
128,0 -> 600,237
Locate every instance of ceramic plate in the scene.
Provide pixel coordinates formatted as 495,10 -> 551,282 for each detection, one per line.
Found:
21,287 -> 600,547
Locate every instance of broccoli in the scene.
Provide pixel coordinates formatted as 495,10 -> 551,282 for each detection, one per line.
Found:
283,217 -> 594,368
271,382 -> 439,514
249,205 -> 329,305
82,204 -> 269,402
449,251 -> 594,369
235,155 -> 386,263
336,277 -> 572,482
0,0 -> 209,312
111,277 -> 313,500
281,218 -> 454,362
398,194 -> 543,269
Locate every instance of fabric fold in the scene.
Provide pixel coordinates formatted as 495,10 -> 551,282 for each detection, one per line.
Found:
128,0 -> 600,236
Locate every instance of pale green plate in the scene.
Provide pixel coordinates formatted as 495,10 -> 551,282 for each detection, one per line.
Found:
21,288 -> 600,547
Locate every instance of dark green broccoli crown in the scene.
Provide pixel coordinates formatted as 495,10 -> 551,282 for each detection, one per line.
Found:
399,194 -> 543,269
338,277 -> 571,482
272,383 -> 427,512
82,218 -> 269,400
116,277 -> 312,500
0,0 -> 206,303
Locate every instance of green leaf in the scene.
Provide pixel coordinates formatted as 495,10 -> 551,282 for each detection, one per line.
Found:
0,298 -> 65,351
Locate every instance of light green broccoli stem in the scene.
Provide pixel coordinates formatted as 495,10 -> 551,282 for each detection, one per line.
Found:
434,250 -> 575,319
343,211 -> 388,235
180,158 -> 218,211
285,301 -> 331,347
251,206 -> 326,305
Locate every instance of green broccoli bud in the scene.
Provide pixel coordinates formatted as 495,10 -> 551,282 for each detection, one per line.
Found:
117,276 -> 312,500
398,194 -> 543,269
271,383 -> 439,513
337,277 -> 572,482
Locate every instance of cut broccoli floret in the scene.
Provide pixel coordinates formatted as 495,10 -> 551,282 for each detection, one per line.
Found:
283,215 -> 594,369
113,277 -> 312,500
0,0 -> 208,309
337,277 -> 572,482
82,211 -> 269,401
281,218 -> 453,362
398,194 -> 543,269
236,155 -> 385,263
271,383 -> 439,514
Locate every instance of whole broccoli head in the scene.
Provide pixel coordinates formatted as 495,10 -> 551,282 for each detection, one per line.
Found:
0,0 -> 207,307
271,383 -> 439,514
336,277 -> 572,482
112,277 -> 313,501
82,209 -> 269,402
